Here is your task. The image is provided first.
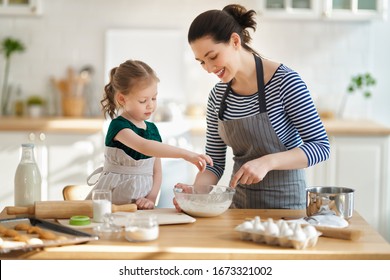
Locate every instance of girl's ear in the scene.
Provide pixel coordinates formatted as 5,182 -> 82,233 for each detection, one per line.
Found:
116,92 -> 126,106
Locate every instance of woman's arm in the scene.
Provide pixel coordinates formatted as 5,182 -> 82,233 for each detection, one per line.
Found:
115,128 -> 212,172
193,169 -> 219,186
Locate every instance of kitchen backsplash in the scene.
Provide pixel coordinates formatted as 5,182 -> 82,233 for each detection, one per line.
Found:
0,0 -> 389,125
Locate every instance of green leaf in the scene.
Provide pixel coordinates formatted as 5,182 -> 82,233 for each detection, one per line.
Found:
347,72 -> 376,98
1,37 -> 25,59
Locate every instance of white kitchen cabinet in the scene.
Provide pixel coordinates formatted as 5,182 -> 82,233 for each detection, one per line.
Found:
323,0 -> 388,20
258,0 -> 322,19
306,134 -> 390,241
0,131 -> 104,207
257,0 -> 387,20
0,0 -> 42,16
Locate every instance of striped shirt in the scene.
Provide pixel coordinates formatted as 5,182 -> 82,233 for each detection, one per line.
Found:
206,64 -> 330,179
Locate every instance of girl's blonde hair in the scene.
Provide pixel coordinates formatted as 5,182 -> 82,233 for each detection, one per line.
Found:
101,60 -> 159,119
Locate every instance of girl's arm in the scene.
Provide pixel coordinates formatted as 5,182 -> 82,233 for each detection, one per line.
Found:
137,158 -> 162,209
148,158 -> 162,204
115,128 -> 213,172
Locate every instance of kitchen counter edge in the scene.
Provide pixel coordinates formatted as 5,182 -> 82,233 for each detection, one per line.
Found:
0,117 -> 105,134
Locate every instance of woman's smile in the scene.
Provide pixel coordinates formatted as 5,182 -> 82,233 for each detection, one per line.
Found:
215,68 -> 225,79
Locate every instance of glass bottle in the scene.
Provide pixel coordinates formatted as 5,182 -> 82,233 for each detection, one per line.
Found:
14,85 -> 25,117
14,143 -> 42,206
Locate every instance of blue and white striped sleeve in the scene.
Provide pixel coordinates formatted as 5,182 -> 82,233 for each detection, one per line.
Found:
205,86 -> 227,179
280,72 -> 330,166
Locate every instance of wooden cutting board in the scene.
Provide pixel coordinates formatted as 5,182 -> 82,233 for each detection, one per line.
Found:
57,208 -> 196,228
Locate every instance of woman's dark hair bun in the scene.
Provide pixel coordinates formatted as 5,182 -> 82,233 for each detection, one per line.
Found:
223,4 -> 257,34
188,4 -> 259,55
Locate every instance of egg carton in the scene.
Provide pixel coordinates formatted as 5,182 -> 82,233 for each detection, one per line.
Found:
235,217 -> 322,250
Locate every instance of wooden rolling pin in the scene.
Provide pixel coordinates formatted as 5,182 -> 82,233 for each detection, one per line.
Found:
277,217 -> 363,241
6,200 -> 137,219
314,225 -> 363,241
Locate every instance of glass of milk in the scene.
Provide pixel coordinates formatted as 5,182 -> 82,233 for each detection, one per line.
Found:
92,190 -> 112,223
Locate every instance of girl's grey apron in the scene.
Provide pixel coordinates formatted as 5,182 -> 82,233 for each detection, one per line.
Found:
85,146 -> 154,204
218,55 -> 306,209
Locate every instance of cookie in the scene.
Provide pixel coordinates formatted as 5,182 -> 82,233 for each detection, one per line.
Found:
3,229 -> 20,238
26,226 -> 43,234
38,230 -> 57,240
55,235 -> 68,241
0,225 -> 7,234
14,223 -> 31,231
13,234 -> 30,243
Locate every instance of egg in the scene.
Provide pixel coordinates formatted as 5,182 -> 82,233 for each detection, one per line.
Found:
276,219 -> 285,229
303,225 -> 318,238
279,221 -> 294,237
239,221 -> 254,230
265,218 -> 279,236
292,223 -> 307,242
252,216 -> 265,232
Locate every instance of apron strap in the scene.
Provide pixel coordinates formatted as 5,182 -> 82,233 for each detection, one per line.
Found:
86,161 -> 153,186
103,161 -> 153,175
254,55 -> 266,113
218,82 -> 231,120
218,53 -> 266,119
87,166 -> 103,186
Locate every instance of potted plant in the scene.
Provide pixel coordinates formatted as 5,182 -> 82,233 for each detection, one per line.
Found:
26,95 -> 45,117
337,73 -> 376,119
0,37 -> 25,115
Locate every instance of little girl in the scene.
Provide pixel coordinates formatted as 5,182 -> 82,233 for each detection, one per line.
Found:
86,59 -> 212,209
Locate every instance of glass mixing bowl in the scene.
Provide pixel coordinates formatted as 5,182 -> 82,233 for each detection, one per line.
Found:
173,185 -> 235,217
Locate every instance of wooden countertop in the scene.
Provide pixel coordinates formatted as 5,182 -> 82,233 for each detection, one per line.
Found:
1,208 -> 389,260
0,117 -> 105,133
1,117 -> 389,136
322,119 -> 390,136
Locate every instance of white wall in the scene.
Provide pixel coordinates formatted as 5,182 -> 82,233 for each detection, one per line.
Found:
0,0 -> 389,125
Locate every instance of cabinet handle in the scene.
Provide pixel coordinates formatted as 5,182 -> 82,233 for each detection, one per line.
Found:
39,133 -> 46,141
29,133 -> 35,141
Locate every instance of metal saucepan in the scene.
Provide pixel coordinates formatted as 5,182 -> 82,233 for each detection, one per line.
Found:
306,186 -> 355,220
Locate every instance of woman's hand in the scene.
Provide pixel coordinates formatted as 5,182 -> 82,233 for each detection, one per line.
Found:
135,197 -> 155,210
230,148 -> 308,187
172,183 -> 194,212
230,157 -> 271,187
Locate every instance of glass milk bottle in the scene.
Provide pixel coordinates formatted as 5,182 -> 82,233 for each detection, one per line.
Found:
14,143 -> 42,206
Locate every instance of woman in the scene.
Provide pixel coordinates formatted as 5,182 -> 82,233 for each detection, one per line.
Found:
175,4 -> 330,209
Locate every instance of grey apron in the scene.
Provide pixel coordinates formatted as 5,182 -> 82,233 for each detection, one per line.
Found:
85,146 -> 154,205
218,55 -> 306,209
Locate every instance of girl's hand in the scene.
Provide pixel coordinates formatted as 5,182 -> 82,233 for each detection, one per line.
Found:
135,197 -> 155,210
186,153 -> 213,172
